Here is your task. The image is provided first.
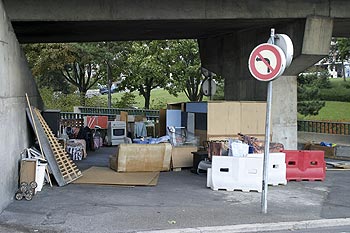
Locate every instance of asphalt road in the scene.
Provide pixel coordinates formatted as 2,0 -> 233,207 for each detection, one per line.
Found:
0,147 -> 350,233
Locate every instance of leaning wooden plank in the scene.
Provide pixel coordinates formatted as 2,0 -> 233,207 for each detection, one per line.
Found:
26,108 -> 66,186
33,108 -> 82,185
25,93 -> 53,187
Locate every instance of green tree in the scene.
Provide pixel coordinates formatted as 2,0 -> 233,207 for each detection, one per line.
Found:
169,40 -> 224,101
297,72 -> 328,116
23,43 -> 104,105
120,41 -> 170,109
336,38 -> 350,81
23,42 -> 130,106
165,39 -> 205,101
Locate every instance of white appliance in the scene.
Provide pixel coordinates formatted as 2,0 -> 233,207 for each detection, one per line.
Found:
107,121 -> 127,146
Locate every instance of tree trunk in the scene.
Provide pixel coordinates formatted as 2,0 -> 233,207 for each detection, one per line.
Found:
144,90 -> 151,109
342,61 -> 347,82
80,92 -> 86,106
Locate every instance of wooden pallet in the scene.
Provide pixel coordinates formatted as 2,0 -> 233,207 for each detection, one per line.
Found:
33,108 -> 82,185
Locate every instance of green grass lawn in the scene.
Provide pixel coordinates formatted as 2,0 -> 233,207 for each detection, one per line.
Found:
103,88 -> 209,109
298,101 -> 350,122
329,77 -> 348,87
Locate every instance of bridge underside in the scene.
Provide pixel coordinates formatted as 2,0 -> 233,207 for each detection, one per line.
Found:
4,0 -> 350,43
9,18 -> 350,43
3,0 -> 347,150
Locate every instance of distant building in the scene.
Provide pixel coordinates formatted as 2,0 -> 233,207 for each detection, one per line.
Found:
316,61 -> 350,78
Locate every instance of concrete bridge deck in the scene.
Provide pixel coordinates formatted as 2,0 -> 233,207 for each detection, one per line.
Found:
3,0 -> 350,43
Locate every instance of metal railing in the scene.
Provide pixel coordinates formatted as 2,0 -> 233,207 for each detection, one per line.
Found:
77,107 -> 159,117
297,120 -> 350,135
60,107 -> 160,121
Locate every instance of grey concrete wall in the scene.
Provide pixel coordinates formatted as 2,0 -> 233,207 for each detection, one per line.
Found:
0,0 -> 42,212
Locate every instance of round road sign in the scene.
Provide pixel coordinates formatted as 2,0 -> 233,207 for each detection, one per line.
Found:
267,34 -> 294,68
248,43 -> 286,81
202,79 -> 217,96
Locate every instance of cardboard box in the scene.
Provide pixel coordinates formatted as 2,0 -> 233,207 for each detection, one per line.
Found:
20,159 -> 37,184
191,101 -> 267,145
115,143 -> 172,172
304,143 -> 336,158
109,155 -> 118,171
167,102 -> 186,111
171,146 -> 198,168
134,115 -> 146,122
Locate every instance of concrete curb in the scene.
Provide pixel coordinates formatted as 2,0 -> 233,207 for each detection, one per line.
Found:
139,218 -> 350,233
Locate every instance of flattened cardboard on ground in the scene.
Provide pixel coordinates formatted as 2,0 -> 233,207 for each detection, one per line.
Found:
73,166 -> 159,186
116,143 -> 172,172
20,159 -> 37,184
171,146 -> 198,168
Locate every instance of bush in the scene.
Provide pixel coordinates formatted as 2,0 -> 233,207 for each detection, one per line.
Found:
40,88 -> 138,111
113,92 -> 137,108
150,98 -> 167,110
319,88 -> 350,102
213,83 -> 225,100
39,88 -> 80,111
316,71 -> 332,89
297,101 -> 325,116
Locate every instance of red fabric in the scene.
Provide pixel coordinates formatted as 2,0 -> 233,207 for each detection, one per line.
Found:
86,116 -> 108,129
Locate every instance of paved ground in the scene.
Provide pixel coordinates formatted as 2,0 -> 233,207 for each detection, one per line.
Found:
1,147 -> 350,233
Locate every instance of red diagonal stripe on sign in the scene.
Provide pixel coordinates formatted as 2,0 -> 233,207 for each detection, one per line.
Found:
256,52 -> 274,73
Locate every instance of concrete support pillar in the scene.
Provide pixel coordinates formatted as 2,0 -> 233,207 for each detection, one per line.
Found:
271,76 -> 297,149
199,16 -> 333,150
199,27 -> 269,101
0,0 -> 42,212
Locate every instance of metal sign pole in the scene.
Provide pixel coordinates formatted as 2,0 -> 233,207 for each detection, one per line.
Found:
261,28 -> 275,214
209,72 -> 212,100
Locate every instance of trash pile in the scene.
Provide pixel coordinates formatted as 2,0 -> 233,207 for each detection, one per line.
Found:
16,94 -> 82,201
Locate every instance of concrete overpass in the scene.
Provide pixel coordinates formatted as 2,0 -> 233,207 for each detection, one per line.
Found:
3,0 -> 350,42
1,0 -> 350,212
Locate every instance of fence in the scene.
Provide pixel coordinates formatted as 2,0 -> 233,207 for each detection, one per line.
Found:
61,109 -> 350,136
60,107 -> 160,122
297,120 -> 350,135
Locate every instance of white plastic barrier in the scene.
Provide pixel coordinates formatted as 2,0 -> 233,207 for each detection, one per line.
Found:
209,156 -> 263,192
247,152 -> 287,186
207,168 -> 212,188
35,162 -> 47,193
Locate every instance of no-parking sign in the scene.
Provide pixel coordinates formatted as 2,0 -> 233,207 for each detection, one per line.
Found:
248,43 -> 286,82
